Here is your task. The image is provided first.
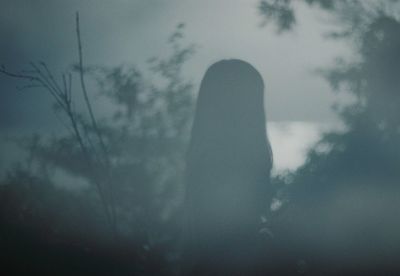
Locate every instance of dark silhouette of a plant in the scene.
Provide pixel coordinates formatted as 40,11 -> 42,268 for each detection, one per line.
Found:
0,13 -> 196,244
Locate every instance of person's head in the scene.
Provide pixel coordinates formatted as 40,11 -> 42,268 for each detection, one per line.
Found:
188,59 -> 272,171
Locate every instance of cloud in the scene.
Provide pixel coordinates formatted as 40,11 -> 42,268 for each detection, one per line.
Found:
268,121 -> 337,173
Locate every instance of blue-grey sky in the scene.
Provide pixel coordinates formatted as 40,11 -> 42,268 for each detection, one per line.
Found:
0,0 -> 353,171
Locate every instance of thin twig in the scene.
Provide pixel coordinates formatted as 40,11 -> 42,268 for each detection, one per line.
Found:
0,67 -> 37,81
76,11 -> 117,234
76,12 -> 108,158
0,65 -> 66,110
41,62 -> 64,95
67,73 -> 72,103
16,84 -> 44,91
30,63 -> 61,97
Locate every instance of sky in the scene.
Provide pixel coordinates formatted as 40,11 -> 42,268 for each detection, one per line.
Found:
0,0 -> 354,172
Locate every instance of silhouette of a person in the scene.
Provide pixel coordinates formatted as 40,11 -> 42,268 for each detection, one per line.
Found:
183,59 -> 273,275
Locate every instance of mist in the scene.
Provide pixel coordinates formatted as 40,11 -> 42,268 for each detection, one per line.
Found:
1,0 -> 400,275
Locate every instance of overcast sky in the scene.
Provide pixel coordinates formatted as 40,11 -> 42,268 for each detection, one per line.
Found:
0,0 -> 354,172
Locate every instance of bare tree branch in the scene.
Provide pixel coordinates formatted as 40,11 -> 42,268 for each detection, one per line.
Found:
76,12 -> 117,234
76,12 -> 109,160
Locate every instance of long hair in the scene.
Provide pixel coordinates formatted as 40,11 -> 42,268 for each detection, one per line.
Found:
183,59 -> 273,272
